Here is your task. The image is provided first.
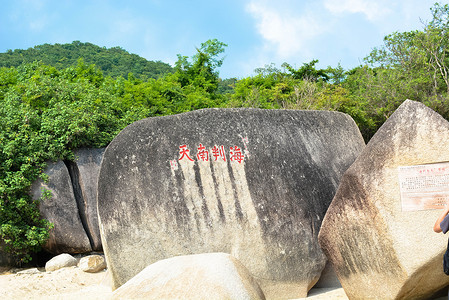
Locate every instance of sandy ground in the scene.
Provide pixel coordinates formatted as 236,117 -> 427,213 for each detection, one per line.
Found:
0,267 -> 113,300
3,265 -> 448,300
3,266 -> 448,299
0,266 -> 350,300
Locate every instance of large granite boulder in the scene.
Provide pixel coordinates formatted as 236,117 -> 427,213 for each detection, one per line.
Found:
112,253 -> 265,300
97,108 -> 365,298
30,149 -> 105,254
72,148 -> 105,251
319,100 -> 449,299
31,160 -> 91,254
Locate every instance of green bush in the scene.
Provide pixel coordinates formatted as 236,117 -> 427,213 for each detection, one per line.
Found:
0,62 -> 144,264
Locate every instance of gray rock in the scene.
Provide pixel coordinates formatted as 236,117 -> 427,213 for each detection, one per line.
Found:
72,148 -> 105,251
98,108 -> 365,298
319,100 -> 449,299
79,254 -> 106,273
31,160 -> 91,254
45,253 -> 77,272
112,253 -> 265,300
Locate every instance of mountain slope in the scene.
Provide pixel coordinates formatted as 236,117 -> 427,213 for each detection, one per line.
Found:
0,41 -> 173,79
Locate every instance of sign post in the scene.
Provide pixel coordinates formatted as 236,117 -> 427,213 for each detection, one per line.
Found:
398,162 -> 449,211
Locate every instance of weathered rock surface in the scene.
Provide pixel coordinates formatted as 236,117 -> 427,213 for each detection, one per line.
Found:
31,160 -> 91,254
98,108 -> 365,298
79,255 -> 106,273
319,100 -> 449,299
45,253 -> 78,272
30,148 -> 105,254
72,148 -> 105,251
112,253 -> 265,300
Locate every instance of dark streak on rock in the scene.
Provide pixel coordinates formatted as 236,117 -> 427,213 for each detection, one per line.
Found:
171,169 -> 191,233
227,159 -> 243,221
209,159 -> 226,222
193,161 -> 211,227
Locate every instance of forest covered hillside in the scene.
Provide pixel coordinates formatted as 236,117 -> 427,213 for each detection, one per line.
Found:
0,41 -> 173,79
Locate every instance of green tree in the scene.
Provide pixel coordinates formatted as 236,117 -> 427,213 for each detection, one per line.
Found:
344,2 -> 449,140
0,62 -> 148,264
364,3 -> 449,96
282,60 -> 330,82
174,39 -> 227,93
325,63 -> 346,84
419,3 -> 449,92
171,39 -> 228,110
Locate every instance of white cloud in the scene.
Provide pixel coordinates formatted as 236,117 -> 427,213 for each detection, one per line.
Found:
323,0 -> 392,21
22,0 -> 47,11
383,0 -> 435,31
112,18 -> 139,36
246,1 -> 326,59
29,18 -> 48,32
8,0 -> 51,32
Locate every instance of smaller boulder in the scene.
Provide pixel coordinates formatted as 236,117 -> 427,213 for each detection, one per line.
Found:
112,253 -> 265,300
45,253 -> 77,272
79,255 -> 106,273
16,268 -> 42,275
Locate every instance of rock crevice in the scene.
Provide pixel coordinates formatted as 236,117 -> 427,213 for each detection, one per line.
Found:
63,160 -> 95,251
30,148 -> 105,254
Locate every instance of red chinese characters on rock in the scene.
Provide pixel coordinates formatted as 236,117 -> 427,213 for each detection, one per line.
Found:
176,140 -> 248,165
212,145 -> 226,162
229,146 -> 244,164
196,144 -> 209,162
178,144 -> 194,161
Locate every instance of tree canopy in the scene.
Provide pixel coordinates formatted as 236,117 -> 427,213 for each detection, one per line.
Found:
0,41 -> 173,79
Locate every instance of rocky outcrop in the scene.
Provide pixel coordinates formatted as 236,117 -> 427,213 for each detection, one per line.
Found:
111,253 -> 265,300
45,253 -> 78,272
72,148 -> 105,251
31,149 -> 105,254
31,161 -> 91,254
319,100 -> 449,299
97,108 -> 365,298
79,255 -> 106,273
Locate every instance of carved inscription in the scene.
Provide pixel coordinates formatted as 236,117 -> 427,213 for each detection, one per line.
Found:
398,162 -> 449,211
169,136 -> 249,171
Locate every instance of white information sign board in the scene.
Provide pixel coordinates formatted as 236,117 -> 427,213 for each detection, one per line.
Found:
398,162 -> 449,211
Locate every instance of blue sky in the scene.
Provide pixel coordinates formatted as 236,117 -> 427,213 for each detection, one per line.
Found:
0,0 -> 440,78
